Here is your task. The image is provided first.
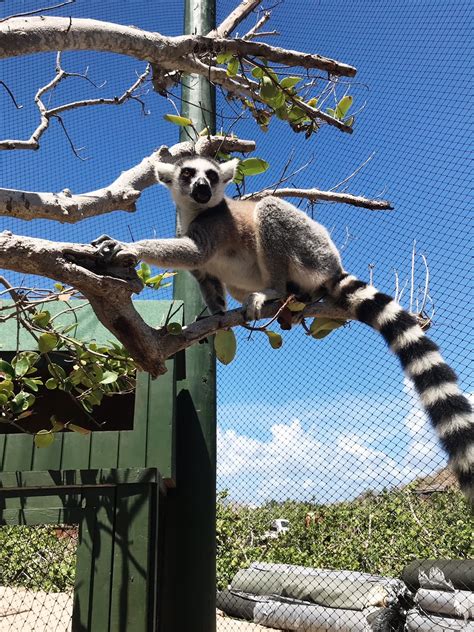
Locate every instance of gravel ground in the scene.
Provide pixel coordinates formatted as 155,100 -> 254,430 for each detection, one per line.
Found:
217,615 -> 269,631
0,587 -> 268,632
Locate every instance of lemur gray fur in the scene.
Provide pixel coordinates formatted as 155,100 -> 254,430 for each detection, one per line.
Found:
93,155 -> 473,502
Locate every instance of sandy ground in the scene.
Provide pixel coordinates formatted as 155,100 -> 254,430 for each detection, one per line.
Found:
0,586 -> 72,632
217,613 -> 269,631
0,587 -> 267,631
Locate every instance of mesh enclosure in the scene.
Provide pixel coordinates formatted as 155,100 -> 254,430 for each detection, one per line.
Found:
0,524 -> 77,631
0,1 -> 472,631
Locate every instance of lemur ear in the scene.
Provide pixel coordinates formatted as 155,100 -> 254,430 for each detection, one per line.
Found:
220,158 -> 240,184
155,161 -> 176,185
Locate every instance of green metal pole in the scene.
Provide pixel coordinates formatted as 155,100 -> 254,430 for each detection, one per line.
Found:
159,1 -> 217,631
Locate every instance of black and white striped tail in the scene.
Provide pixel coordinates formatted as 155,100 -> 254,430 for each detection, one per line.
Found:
327,271 -> 473,504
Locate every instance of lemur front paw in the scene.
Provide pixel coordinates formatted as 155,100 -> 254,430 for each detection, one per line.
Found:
91,235 -> 138,267
242,292 -> 267,321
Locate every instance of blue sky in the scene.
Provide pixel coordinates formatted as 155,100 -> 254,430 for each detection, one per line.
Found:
1,1 -> 472,503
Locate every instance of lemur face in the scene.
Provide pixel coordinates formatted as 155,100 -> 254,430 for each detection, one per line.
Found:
155,157 -> 239,209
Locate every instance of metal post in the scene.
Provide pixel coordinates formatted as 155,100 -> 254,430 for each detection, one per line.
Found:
159,1 -> 217,631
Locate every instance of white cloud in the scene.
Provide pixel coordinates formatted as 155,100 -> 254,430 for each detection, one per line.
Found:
216,380 -> 457,505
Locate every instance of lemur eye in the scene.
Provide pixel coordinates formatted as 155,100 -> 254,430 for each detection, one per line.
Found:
206,169 -> 219,185
180,167 -> 195,179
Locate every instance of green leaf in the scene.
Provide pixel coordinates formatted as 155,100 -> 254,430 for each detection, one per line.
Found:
31,310 -> 51,327
0,393 -> 9,406
68,423 -> 91,436
0,380 -> 14,395
215,329 -> 237,365
226,57 -> 239,77
260,76 -> 278,102
326,107 -> 336,118
10,391 -> 30,413
45,378 -> 58,390
34,430 -> 55,448
251,67 -> 264,79
50,416 -> 65,432
99,371 -> 119,385
23,378 -> 43,392
268,90 -> 286,109
335,95 -> 353,119
48,363 -> 66,380
12,354 -> 29,377
309,317 -> 346,339
216,52 -> 233,64
274,105 -> 289,120
280,76 -> 301,89
238,158 -> 270,176
38,333 -> 58,354
265,331 -> 283,349
345,116 -> 354,127
288,105 -> 309,123
137,262 -> 151,282
288,301 -> 306,312
0,360 -> 14,379
167,322 -> 183,335
163,114 -> 193,127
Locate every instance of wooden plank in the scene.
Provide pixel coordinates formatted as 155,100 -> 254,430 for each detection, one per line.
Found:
0,300 -> 176,351
73,507 -> 96,632
109,483 -> 155,632
117,371 -> 149,469
89,431 -> 119,469
31,430 -> 64,471
0,467 -> 160,488
60,431 -> 92,470
1,434 -> 33,472
146,360 -> 176,484
87,489 -> 116,632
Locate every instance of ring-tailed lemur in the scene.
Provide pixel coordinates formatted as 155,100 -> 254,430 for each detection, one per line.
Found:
93,156 -> 473,502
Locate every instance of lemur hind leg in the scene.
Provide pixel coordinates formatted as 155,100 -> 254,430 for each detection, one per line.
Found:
191,269 -> 226,315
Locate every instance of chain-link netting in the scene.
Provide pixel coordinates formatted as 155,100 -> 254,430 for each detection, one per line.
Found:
214,1 -> 473,631
0,1 -> 472,631
0,524 -> 77,631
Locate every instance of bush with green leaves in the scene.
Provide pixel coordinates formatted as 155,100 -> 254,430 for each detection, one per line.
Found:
0,525 -> 76,592
216,486 -> 472,589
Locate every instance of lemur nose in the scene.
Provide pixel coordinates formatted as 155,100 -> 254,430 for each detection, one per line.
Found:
192,178 -> 212,203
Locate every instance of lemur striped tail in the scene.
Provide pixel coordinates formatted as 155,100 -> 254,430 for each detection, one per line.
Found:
327,272 -> 473,504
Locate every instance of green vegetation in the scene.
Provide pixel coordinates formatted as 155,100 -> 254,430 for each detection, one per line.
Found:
217,486 -> 472,590
0,525 -> 76,592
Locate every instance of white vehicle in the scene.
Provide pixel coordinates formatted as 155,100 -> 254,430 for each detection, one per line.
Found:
264,519 -> 290,539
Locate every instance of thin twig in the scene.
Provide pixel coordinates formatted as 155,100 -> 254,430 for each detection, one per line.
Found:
0,0 -> 75,23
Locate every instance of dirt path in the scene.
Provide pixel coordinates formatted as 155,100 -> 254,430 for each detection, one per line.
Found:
217,615 -> 269,631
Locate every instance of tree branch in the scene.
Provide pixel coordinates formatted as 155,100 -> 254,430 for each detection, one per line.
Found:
0,231 -> 349,377
242,187 -> 393,210
0,136 -> 256,222
0,58 -> 151,151
0,17 -> 357,78
209,0 -> 263,38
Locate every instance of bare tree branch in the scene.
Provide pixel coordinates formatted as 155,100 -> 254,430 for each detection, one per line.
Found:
0,17 -> 357,77
0,136 -> 256,222
209,0 -> 264,38
243,11 -> 272,40
0,0 -> 76,23
0,55 -> 151,151
0,230 -> 349,377
242,187 -> 393,210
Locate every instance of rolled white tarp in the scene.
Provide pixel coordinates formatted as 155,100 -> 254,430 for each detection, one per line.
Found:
253,600 -> 371,631
415,588 -> 474,620
406,609 -> 474,631
231,562 -> 407,611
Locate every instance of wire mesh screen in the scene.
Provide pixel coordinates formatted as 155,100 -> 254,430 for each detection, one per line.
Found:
214,1 -> 473,631
0,524 -> 77,631
0,1 -> 472,631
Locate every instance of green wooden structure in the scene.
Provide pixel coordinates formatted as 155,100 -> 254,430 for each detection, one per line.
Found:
0,299 -> 182,631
